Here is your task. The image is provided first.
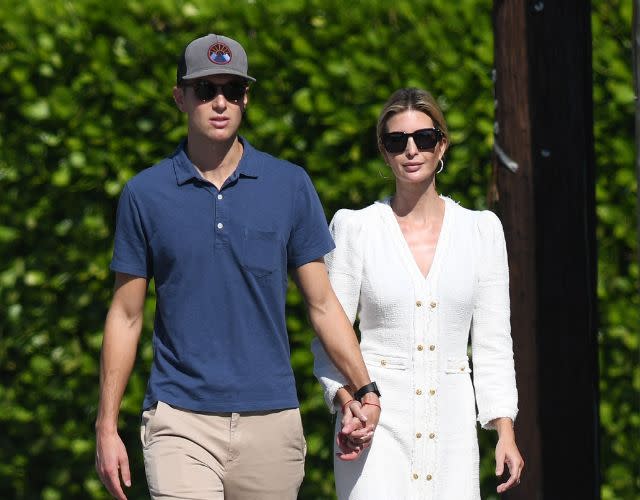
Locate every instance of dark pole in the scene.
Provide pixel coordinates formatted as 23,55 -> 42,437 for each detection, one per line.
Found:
492,1 -> 542,498
492,1 -> 599,499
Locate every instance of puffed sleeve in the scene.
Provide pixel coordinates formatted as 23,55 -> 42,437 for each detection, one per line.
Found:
311,208 -> 364,413
470,210 -> 519,429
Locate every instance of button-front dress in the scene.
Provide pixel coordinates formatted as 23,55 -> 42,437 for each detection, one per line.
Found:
312,196 -> 518,500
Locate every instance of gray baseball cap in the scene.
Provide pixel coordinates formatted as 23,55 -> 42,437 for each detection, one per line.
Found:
177,34 -> 256,85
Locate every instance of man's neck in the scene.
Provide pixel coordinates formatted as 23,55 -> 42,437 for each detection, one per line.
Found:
186,134 -> 244,189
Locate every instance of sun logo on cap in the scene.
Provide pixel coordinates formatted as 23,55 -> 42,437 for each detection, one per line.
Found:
208,42 -> 232,65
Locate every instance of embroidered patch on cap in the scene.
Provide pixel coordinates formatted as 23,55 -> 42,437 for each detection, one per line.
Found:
208,42 -> 232,65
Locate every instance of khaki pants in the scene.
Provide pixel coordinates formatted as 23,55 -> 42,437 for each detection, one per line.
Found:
141,401 -> 306,500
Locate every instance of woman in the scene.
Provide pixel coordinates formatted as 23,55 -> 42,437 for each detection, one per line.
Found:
312,87 -> 524,499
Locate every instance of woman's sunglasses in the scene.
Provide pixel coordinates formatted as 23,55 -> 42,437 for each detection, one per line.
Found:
183,80 -> 247,103
381,128 -> 443,154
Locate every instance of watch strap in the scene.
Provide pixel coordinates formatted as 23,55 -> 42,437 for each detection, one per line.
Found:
354,381 -> 381,402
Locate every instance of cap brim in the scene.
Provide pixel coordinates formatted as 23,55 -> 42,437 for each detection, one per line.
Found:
181,68 -> 256,83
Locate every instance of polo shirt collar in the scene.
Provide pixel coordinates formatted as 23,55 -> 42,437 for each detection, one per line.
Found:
172,136 -> 260,186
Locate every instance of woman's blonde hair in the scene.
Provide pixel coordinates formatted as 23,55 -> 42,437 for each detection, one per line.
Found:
376,88 -> 449,155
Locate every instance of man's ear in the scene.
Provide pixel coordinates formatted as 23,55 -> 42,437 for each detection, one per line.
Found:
239,89 -> 249,117
173,86 -> 186,112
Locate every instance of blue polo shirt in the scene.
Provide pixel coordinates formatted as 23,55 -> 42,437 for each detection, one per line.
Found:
110,137 -> 335,412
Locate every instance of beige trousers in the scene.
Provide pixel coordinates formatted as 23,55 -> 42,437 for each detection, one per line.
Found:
140,401 -> 306,500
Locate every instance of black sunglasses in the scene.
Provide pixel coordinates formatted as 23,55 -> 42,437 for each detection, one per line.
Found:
183,80 -> 247,103
381,128 -> 443,154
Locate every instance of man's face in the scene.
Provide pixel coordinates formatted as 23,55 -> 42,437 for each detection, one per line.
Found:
173,75 -> 249,144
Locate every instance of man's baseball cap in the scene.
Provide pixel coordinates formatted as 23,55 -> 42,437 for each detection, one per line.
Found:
177,34 -> 256,85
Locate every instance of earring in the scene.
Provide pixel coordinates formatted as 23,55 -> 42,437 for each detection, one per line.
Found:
436,159 -> 444,174
378,167 -> 389,180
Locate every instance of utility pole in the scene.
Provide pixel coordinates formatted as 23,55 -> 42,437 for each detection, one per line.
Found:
492,2 -> 599,499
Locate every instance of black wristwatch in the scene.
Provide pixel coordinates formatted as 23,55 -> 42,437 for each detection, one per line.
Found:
354,381 -> 381,402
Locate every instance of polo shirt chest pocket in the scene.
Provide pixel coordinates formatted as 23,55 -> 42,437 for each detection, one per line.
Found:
241,226 -> 278,277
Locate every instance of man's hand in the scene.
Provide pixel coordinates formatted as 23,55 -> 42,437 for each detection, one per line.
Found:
336,398 -> 381,461
336,406 -> 369,461
95,429 -> 131,500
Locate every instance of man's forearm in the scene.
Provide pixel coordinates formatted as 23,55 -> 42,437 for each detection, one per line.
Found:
294,260 -> 377,399
95,311 -> 142,433
308,295 -> 373,393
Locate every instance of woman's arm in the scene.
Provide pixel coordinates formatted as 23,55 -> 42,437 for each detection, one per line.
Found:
470,211 -> 523,491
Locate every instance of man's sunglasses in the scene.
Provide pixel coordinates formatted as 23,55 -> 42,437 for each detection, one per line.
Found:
381,128 -> 443,154
183,80 -> 247,103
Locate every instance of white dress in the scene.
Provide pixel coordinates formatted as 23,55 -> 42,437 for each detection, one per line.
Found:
312,197 -> 518,500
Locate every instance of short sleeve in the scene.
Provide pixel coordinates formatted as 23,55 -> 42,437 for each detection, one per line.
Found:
110,184 -> 152,278
287,171 -> 335,269
470,210 -> 519,429
311,209 -> 364,412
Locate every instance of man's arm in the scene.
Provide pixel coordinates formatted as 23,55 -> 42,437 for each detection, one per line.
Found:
292,259 -> 380,423
95,273 -> 148,500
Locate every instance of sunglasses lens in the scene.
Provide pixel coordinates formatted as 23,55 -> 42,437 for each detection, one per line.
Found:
382,133 -> 408,153
382,129 -> 440,153
193,81 -> 216,101
413,129 -> 439,150
191,81 -> 246,102
222,82 -> 246,102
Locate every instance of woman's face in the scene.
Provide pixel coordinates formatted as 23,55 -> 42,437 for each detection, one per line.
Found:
382,110 -> 447,185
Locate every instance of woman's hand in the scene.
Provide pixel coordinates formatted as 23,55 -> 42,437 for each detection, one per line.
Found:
335,399 -> 379,461
336,401 -> 366,461
492,418 -> 524,493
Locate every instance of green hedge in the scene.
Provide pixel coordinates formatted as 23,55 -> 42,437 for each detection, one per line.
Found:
592,1 -> 639,498
0,0 -> 635,498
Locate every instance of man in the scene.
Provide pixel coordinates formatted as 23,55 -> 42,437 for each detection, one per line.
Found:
95,33 -> 380,500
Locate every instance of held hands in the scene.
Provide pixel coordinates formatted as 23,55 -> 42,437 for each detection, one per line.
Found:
336,397 -> 381,461
95,429 -> 131,500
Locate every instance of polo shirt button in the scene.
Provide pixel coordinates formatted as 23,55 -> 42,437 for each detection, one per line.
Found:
415,388 -> 422,395
416,432 -> 422,438
413,473 -> 419,480
429,432 -> 436,439
217,222 -> 224,229
417,344 -> 424,351
380,359 -> 387,366
217,194 -> 223,200
429,389 -> 436,396
429,344 -> 436,351
416,300 -> 422,307
426,474 -> 433,481
430,301 -> 437,309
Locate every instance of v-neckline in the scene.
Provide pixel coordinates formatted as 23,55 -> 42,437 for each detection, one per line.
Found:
381,196 -> 450,282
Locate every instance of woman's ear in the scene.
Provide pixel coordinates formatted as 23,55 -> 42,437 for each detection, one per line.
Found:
438,136 -> 449,157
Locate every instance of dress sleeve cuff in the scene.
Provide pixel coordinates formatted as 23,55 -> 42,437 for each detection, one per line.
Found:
478,408 -> 519,430
320,378 -> 347,414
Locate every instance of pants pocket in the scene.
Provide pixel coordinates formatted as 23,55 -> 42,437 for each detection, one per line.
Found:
140,401 -> 165,449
